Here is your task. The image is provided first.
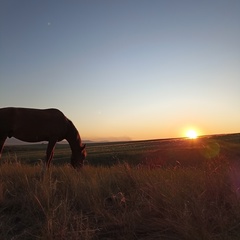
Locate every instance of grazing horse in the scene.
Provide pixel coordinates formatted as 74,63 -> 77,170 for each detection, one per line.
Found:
0,107 -> 86,169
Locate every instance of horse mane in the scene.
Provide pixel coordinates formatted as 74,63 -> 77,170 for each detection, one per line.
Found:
66,119 -> 82,146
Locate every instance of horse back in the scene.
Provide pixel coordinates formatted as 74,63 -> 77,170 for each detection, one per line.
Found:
0,108 -> 16,136
0,107 -> 69,141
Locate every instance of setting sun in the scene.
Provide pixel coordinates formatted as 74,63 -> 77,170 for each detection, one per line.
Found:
186,129 -> 198,139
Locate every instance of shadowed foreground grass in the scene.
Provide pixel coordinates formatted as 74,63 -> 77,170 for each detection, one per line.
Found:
1,159 -> 240,239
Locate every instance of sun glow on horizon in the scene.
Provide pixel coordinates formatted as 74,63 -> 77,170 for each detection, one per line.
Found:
186,129 -> 198,139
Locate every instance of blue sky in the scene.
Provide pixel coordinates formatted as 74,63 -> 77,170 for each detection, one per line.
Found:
1,0 -> 240,140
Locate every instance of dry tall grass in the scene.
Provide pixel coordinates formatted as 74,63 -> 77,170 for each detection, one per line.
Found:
1,157 -> 240,239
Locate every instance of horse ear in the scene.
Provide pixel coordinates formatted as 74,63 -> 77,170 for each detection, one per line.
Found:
82,144 -> 86,149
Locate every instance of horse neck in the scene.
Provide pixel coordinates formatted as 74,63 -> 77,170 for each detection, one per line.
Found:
66,120 -> 82,152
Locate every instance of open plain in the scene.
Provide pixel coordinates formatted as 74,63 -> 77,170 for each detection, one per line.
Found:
0,133 -> 240,239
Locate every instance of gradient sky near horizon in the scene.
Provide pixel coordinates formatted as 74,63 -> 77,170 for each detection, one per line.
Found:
1,0 -> 240,141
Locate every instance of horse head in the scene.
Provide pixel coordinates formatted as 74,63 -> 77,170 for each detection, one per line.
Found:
71,144 -> 87,169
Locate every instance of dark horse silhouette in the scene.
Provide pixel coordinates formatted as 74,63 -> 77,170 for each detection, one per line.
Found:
0,107 -> 86,169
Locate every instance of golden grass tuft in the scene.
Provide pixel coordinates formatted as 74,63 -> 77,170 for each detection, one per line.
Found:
1,158 -> 240,239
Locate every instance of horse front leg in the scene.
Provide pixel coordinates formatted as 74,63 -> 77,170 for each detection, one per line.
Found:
45,139 -> 57,169
0,136 -> 7,159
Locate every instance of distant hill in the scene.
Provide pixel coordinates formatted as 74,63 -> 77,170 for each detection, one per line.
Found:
88,136 -> 132,142
4,137 -> 129,145
5,134 -> 239,146
5,138 -> 47,145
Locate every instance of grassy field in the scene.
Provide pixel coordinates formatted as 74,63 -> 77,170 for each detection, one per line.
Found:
0,134 -> 240,239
